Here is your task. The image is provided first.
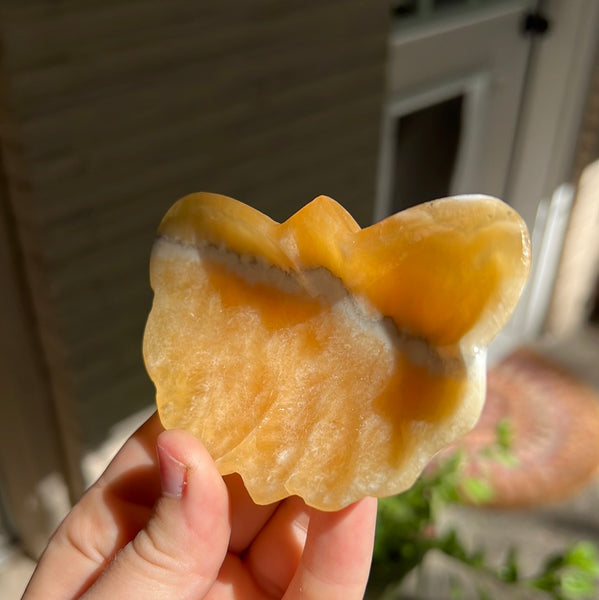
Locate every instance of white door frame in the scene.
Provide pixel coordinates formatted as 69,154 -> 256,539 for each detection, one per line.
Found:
507,0 -> 599,229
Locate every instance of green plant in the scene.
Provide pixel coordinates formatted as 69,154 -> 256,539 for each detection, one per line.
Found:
367,421 -> 599,599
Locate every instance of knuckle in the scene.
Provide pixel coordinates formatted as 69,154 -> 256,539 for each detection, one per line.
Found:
56,491 -> 115,567
130,527 -> 182,576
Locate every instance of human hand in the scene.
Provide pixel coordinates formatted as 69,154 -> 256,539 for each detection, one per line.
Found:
23,413 -> 377,599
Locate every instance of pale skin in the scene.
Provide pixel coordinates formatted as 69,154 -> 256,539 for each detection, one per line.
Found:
23,414 -> 377,600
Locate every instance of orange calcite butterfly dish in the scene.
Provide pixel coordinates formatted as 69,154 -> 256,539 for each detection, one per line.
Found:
143,192 -> 531,510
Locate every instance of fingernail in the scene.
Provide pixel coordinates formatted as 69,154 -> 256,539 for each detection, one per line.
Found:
157,443 -> 188,498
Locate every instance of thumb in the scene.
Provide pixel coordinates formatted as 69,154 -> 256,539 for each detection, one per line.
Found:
83,429 -> 230,600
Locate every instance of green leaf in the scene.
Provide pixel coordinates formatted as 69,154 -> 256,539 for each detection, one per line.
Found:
563,542 -> 599,576
492,447 -> 519,468
560,570 -> 597,599
529,571 -> 559,593
461,477 -> 494,504
495,418 -> 514,451
476,585 -> 494,600
499,547 -> 519,583
437,529 -> 474,565
529,542 -> 599,599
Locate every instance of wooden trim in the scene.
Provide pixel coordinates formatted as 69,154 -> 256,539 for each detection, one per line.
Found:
0,146 -> 70,558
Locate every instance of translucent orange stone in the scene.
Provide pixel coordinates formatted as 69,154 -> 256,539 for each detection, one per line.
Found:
143,193 -> 531,510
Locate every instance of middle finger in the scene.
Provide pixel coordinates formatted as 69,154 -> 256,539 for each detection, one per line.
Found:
225,473 -> 279,554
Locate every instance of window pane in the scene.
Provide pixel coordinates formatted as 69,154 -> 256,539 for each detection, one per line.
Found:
391,95 -> 463,211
